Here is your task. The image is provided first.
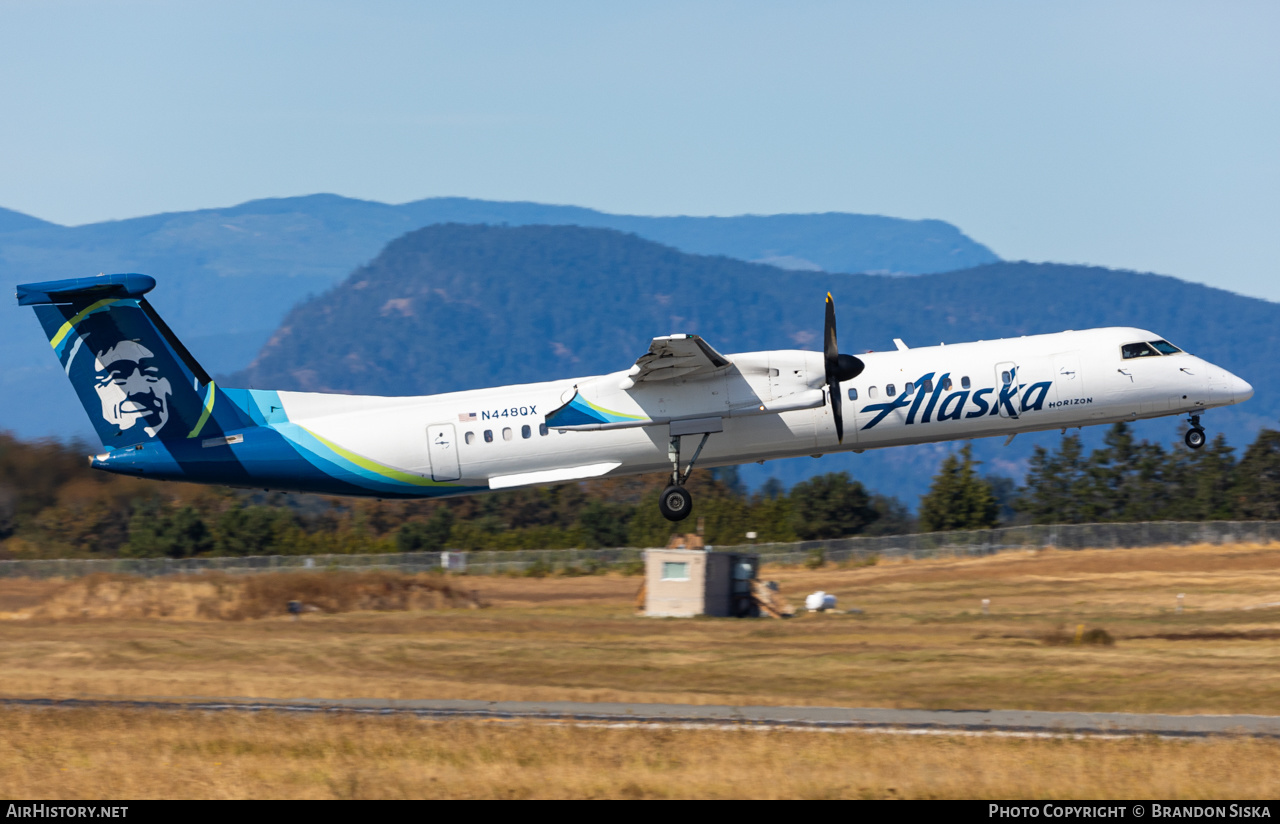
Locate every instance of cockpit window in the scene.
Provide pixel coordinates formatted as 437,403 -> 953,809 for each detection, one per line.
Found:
1121,342 -> 1160,359
1149,340 -> 1182,355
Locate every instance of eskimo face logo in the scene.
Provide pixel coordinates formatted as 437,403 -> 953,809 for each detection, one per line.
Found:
92,340 -> 173,437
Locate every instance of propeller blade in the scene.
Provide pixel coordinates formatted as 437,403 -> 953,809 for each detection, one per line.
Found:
831,379 -> 844,443
824,293 -> 839,383
823,293 -> 866,443
824,293 -> 844,443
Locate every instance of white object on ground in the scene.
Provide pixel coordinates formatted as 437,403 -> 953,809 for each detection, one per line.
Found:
805,591 -> 837,612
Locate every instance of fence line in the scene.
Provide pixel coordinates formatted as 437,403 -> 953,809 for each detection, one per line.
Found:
722,520 -> 1277,567
0,521 -> 1275,580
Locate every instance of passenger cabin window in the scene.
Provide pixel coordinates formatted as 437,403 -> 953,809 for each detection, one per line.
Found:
1001,370 -> 1012,385
923,379 -> 934,393
1150,340 -> 1182,355
961,376 -> 971,390
464,431 -> 475,445
521,424 -> 531,439
502,427 -> 513,441
847,388 -> 858,401
886,384 -> 896,397
903,382 -> 914,396
539,423 -> 549,436
942,378 -> 952,391
1122,342 -> 1160,359
868,386 -> 879,399
483,430 -> 493,443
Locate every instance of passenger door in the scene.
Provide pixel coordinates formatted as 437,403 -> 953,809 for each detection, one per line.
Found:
995,361 -> 1020,419
426,423 -> 461,482
1105,342 -> 1147,417
1051,353 -> 1083,403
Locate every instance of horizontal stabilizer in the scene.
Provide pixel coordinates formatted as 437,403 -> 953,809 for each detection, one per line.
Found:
16,274 -> 156,306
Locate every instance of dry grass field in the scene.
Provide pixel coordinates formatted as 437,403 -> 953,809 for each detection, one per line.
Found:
2,543 -> 1280,713
3,707 -> 1280,800
4,543 -> 1280,798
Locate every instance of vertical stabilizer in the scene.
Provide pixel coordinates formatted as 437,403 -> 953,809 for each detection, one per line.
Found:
17,274 -> 253,448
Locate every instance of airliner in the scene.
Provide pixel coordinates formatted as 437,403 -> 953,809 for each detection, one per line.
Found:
17,273 -> 1253,521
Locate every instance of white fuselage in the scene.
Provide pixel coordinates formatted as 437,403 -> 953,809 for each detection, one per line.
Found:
273,327 -> 1253,494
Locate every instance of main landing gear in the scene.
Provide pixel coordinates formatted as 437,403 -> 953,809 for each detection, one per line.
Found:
660,432 -> 712,521
1185,415 -> 1206,450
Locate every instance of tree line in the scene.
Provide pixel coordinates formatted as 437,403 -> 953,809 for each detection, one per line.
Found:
1,421 -> 1277,560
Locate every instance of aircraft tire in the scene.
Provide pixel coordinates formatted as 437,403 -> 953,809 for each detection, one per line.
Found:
1185,428 -> 1206,450
659,485 -> 693,521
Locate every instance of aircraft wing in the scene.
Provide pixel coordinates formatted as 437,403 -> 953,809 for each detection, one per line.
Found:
619,334 -> 731,389
545,333 -> 825,432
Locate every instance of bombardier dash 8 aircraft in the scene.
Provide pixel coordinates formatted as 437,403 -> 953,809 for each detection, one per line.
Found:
18,274 -> 1254,521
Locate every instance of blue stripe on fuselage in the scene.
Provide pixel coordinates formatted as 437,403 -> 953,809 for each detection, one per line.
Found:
91,422 -> 484,499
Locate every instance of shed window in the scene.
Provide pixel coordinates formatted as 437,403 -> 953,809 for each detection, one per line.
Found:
661,562 -> 690,581
483,430 -> 494,443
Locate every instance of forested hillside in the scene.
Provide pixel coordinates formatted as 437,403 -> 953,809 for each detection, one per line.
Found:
5,421 -> 1278,560
234,223 -> 1279,500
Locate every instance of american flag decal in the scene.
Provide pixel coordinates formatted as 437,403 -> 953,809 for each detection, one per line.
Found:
458,412 -> 476,422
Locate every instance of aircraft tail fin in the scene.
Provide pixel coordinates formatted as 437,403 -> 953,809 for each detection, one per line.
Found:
17,274 -> 254,448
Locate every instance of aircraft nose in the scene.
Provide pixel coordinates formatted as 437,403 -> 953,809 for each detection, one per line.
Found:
1231,374 -> 1254,402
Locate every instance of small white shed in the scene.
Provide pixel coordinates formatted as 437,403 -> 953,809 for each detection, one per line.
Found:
644,548 -> 759,617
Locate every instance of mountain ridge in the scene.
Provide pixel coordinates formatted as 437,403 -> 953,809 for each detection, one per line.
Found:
0,195 -> 999,446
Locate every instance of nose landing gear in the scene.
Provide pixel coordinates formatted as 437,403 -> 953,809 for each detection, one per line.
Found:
1184,415 -> 1206,450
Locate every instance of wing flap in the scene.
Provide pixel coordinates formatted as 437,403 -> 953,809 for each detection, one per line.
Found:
622,334 -> 731,388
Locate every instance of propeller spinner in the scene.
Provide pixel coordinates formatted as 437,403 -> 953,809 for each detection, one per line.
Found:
824,293 -> 865,443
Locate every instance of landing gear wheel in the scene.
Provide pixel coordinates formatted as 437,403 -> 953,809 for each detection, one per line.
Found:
1185,428 -> 1206,450
659,485 -> 693,521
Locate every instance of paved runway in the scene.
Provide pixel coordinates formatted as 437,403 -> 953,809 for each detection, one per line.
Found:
5,696 -> 1280,737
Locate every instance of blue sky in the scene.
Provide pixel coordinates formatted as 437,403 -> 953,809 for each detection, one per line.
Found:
2,1 -> 1277,299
